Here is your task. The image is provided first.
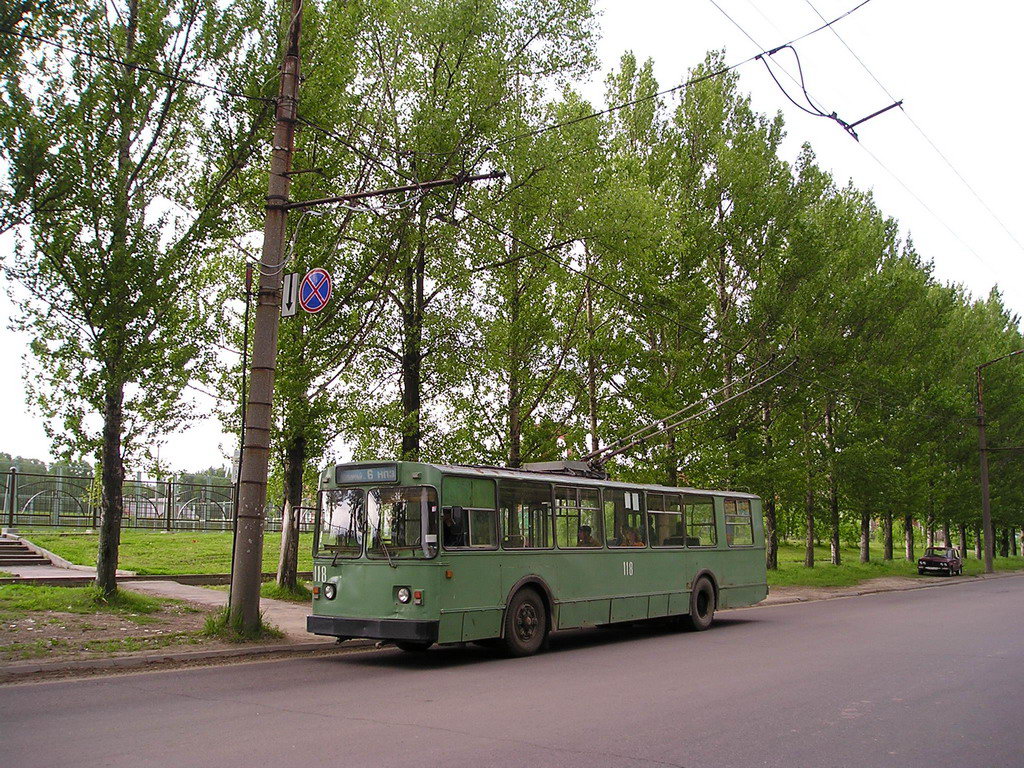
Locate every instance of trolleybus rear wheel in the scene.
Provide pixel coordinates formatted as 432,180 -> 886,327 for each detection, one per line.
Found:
502,589 -> 547,657
395,641 -> 432,653
687,577 -> 715,631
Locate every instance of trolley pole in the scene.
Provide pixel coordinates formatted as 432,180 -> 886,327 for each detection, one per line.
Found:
228,0 -> 304,632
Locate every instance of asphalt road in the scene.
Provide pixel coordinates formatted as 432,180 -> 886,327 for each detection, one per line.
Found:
2,575 -> 1022,768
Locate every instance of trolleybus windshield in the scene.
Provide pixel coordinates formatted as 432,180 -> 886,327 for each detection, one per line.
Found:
317,488 -> 365,558
367,486 -> 439,559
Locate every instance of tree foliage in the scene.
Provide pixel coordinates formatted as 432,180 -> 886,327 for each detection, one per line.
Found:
7,1 -> 1023,582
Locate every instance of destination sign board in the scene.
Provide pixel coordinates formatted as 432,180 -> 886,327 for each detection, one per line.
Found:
335,465 -> 399,485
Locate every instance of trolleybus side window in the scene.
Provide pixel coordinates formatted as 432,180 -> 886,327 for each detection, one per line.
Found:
725,498 -> 754,546
500,481 -> 553,549
367,486 -> 439,559
554,486 -> 602,548
647,493 -> 685,547
317,488 -> 365,558
604,489 -> 646,547
441,506 -> 499,549
441,476 -> 498,550
685,495 -> 717,547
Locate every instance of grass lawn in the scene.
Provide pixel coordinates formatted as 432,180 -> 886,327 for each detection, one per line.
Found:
0,583 -> 168,620
769,540 -> 1024,588
22,530 -> 314,575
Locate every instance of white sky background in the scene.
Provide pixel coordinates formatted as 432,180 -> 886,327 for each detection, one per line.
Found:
1,0 -> 1021,472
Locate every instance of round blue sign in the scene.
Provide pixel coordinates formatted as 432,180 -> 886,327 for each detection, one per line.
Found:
299,268 -> 332,313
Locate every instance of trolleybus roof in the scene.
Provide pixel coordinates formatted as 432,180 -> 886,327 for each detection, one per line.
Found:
329,461 -> 759,500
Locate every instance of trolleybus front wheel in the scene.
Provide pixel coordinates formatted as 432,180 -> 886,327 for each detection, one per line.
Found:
686,577 -> 715,631
502,588 -> 548,657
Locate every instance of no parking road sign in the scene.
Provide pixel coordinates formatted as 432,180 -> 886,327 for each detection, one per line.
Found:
299,268 -> 332,313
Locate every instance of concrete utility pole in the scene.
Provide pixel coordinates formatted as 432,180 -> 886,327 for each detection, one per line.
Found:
226,1 -> 504,633
975,348 -> 1024,575
229,0 -> 304,632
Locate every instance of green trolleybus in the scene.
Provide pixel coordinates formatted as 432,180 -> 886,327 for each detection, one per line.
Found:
307,460 -> 767,656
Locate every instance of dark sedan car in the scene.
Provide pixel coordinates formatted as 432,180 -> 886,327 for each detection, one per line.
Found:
918,547 -> 963,576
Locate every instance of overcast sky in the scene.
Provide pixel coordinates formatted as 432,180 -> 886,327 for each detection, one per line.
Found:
2,0 -> 1021,472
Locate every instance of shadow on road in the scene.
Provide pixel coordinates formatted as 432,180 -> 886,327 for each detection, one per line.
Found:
328,615 -> 760,671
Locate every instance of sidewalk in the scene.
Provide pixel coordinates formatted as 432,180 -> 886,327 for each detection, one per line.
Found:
760,569 -> 1021,607
127,580 -> 316,641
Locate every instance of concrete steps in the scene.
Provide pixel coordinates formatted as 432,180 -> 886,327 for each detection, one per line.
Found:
0,538 -> 50,566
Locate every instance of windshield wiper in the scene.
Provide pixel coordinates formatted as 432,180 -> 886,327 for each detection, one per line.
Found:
374,518 -> 398,569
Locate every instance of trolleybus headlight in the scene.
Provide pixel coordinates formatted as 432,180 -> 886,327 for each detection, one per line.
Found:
397,587 -> 412,604
323,583 -> 336,600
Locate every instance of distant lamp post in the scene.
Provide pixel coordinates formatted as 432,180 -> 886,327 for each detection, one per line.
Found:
975,348 -> 1024,574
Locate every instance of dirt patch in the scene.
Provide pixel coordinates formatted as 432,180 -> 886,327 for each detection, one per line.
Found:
0,599 -> 227,662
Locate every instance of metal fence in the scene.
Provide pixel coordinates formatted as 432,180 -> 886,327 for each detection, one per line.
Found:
2,469 -> 314,533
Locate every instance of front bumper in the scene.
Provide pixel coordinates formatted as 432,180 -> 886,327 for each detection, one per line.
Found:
307,614 -> 439,643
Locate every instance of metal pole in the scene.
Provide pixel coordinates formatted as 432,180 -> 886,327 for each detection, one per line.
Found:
6,467 -> 16,529
229,0 -> 303,632
228,264 -> 253,606
976,367 -> 994,574
165,478 -> 174,531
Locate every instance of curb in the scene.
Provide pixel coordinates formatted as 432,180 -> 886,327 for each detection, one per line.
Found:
0,638 -> 376,683
755,569 -> 1024,609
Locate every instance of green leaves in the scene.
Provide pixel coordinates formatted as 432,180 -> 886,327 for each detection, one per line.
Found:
1,0 -> 267,459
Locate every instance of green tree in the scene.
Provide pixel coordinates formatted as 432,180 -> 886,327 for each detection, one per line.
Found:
1,0 -> 269,593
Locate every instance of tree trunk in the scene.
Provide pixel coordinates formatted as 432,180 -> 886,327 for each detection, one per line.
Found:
824,403 -> 840,565
942,521 -> 951,548
805,484 -> 815,568
95,0 -> 137,597
803,409 -> 814,568
958,524 -> 968,559
765,494 -> 778,570
507,266 -> 522,468
1011,528 -> 1018,557
904,514 -> 914,561
276,434 -> 306,590
999,528 -> 1009,558
883,512 -> 893,560
829,479 -> 840,565
664,429 -> 677,488
585,274 -> 600,457
974,525 -> 982,559
859,511 -> 870,563
95,383 -> 126,596
507,371 -> 522,468
400,217 -> 426,461
762,403 -> 777,570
